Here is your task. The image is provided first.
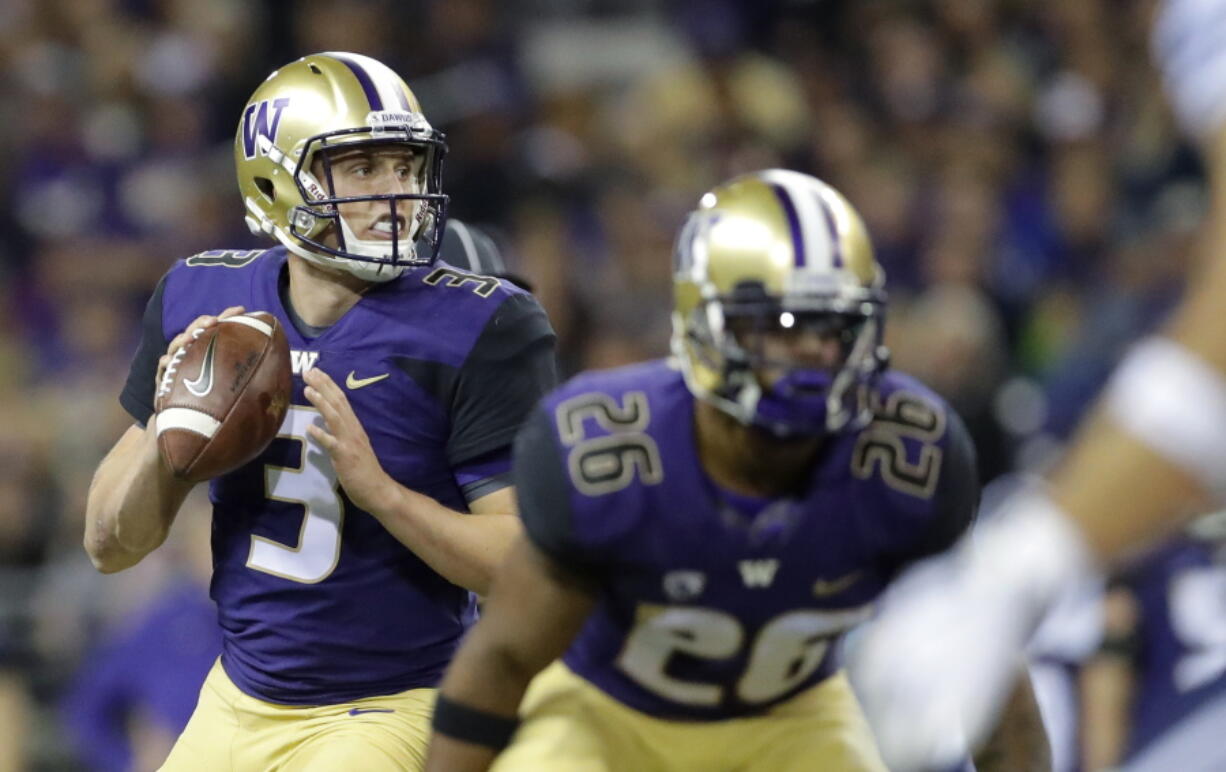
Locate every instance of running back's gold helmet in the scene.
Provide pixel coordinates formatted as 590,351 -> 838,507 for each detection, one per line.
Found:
671,169 -> 888,435
235,52 -> 447,282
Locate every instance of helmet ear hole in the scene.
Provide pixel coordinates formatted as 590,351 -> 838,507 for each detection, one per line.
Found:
254,177 -> 276,202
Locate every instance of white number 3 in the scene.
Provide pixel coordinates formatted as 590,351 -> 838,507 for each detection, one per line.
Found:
246,406 -> 345,583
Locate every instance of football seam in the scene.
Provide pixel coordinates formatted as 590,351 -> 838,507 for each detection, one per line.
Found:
170,316 -> 279,476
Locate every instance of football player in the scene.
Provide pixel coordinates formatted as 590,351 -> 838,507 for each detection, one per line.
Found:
852,1 -> 1226,767
424,170 -> 982,771
83,53 -> 556,771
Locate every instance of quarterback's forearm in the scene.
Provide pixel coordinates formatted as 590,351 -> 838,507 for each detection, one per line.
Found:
367,483 -> 521,594
84,423 -> 194,572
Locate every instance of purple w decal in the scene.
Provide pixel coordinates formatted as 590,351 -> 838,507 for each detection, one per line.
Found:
241,98 -> 291,160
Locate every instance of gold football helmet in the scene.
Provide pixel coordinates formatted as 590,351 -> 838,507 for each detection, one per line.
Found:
235,52 -> 447,282
671,169 -> 888,436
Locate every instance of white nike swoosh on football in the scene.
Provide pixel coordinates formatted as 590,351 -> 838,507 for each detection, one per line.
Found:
185,336 -> 218,397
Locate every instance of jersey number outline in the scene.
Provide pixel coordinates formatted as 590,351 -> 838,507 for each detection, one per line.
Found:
851,391 -> 945,498
554,391 -> 663,496
423,267 -> 499,298
616,604 -> 872,706
185,249 -> 263,268
247,405 -> 345,583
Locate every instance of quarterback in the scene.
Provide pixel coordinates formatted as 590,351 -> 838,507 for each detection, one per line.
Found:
84,53 -> 556,771
425,170 -> 981,771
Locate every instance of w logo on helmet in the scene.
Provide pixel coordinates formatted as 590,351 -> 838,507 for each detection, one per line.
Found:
241,97 -> 290,160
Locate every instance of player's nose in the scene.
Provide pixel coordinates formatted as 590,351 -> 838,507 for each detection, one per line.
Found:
382,165 -> 413,195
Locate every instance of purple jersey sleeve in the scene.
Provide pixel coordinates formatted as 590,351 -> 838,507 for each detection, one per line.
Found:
452,448 -> 513,504
900,404 -> 979,559
853,375 -> 980,573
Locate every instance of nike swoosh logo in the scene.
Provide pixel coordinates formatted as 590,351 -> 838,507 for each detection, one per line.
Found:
348,708 -> 395,716
185,336 -> 218,397
346,371 -> 390,389
812,571 -> 863,597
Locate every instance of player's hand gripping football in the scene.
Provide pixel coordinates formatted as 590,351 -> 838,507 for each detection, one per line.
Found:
302,367 -> 394,514
155,305 -> 247,391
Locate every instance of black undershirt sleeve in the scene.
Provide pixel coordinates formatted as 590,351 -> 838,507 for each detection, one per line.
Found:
118,274 -> 170,427
446,293 -> 557,466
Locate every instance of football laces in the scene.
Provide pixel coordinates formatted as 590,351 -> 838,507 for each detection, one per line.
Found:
158,327 -> 206,399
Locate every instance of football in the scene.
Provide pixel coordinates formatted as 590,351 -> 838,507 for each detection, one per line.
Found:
154,311 -> 292,482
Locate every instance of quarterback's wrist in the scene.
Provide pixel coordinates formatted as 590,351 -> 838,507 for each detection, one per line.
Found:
353,472 -> 403,517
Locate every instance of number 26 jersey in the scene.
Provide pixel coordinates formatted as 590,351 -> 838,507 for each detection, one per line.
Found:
514,359 -> 978,720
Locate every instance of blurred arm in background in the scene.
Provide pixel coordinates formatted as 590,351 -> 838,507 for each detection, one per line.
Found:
853,1 -> 1226,768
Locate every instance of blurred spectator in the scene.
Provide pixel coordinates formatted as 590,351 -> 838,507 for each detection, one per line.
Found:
889,282 -> 1012,482
62,491 -> 218,772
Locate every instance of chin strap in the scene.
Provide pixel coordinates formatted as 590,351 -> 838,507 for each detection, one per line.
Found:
336,213 -> 418,262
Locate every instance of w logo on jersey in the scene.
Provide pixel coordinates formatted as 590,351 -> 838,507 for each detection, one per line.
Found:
242,97 -> 291,159
738,559 -> 780,588
290,350 -> 319,375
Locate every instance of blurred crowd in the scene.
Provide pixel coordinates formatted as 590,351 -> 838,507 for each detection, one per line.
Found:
0,0 -> 1210,769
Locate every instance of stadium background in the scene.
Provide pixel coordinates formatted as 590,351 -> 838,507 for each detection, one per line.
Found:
0,0 -> 1206,769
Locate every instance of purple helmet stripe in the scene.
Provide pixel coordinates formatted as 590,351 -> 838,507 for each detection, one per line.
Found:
330,54 -> 384,111
814,194 -> 844,268
769,183 -> 806,267
395,86 -> 411,111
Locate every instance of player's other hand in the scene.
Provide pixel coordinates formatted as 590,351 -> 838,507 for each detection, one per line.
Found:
155,305 -> 247,391
302,366 -> 394,514
850,492 -> 1093,771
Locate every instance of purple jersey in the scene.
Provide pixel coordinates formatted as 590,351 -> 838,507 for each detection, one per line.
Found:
515,360 -> 977,720
1123,538 -> 1226,757
120,246 -> 556,704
